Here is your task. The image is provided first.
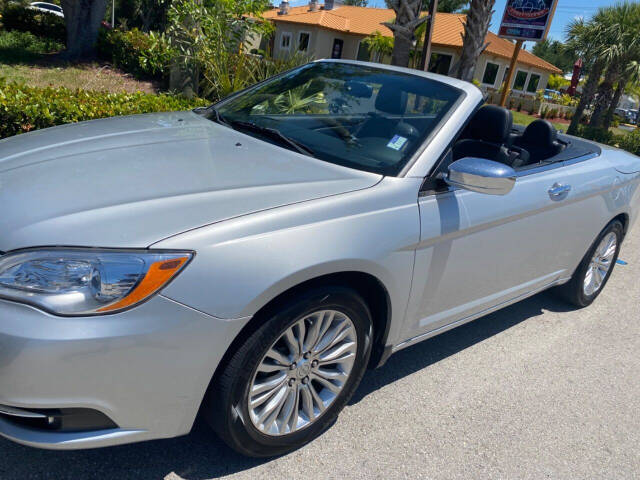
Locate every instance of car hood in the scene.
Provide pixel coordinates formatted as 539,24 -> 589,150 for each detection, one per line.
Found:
0,111 -> 381,251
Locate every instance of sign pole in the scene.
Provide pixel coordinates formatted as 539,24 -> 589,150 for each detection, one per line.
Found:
499,39 -> 523,107
419,0 -> 438,71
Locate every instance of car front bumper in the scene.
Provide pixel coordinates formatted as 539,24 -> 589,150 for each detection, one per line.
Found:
0,296 -> 249,450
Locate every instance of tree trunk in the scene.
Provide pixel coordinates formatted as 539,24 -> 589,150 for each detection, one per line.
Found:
451,0 -> 494,82
590,65 -> 619,128
60,0 -> 108,60
384,0 -> 427,68
603,73 -> 630,130
567,59 -> 604,136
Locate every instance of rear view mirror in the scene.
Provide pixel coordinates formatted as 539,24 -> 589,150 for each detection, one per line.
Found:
344,81 -> 373,99
445,157 -> 516,195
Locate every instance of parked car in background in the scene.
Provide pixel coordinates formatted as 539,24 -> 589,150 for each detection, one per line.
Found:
544,89 -> 562,100
28,2 -> 63,17
0,60 -> 639,457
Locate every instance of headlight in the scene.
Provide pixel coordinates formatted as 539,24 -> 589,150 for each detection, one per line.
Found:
0,248 -> 193,316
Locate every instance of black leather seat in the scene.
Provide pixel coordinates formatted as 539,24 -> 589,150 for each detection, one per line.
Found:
513,119 -> 564,164
453,105 -> 527,166
357,86 -> 418,140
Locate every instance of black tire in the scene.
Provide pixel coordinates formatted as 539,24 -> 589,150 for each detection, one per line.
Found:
204,286 -> 373,457
554,220 -> 623,307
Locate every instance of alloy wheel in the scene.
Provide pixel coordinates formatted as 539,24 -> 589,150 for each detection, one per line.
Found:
248,309 -> 357,436
583,232 -> 617,296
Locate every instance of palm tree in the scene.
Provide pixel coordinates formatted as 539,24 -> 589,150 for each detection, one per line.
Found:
565,19 -> 615,135
588,2 -> 640,129
603,61 -> 640,128
436,0 -> 468,13
384,0 -> 427,67
450,0 -> 494,82
362,31 -> 395,62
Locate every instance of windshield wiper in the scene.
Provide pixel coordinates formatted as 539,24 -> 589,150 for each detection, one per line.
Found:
228,120 -> 315,157
207,105 -> 231,127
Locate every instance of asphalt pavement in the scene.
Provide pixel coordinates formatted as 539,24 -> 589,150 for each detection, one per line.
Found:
1,225 -> 639,480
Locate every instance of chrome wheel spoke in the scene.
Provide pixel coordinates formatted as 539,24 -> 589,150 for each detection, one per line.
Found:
300,384 -> 315,421
294,320 -> 306,358
308,382 -> 326,413
319,341 -> 356,363
251,372 -> 287,397
248,309 -> 357,436
304,312 -> 322,352
265,348 -> 290,367
311,373 -> 342,394
283,328 -> 300,358
257,385 -> 288,426
276,387 -> 297,434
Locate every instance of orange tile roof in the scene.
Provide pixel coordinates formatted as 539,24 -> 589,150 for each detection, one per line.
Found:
261,7 -> 561,74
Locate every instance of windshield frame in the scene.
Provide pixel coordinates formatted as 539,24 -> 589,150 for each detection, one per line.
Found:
204,60 -> 467,177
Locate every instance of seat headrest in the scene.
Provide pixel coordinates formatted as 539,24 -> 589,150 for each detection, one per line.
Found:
465,105 -> 513,144
521,119 -> 557,145
375,86 -> 407,115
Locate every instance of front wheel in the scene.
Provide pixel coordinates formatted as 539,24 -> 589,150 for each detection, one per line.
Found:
204,287 -> 372,457
555,220 -> 623,307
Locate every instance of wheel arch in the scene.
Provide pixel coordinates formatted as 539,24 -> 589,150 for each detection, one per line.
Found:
612,212 -> 630,235
208,271 -> 392,398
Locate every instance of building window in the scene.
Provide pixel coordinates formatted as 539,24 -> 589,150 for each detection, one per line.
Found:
357,40 -> 371,61
298,32 -> 310,52
482,62 -> 500,86
513,70 -> 528,91
526,73 -> 541,93
502,67 -> 510,83
280,32 -> 292,50
428,53 -> 452,75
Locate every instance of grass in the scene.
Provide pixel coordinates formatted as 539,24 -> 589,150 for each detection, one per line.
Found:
0,30 -> 159,93
511,110 -> 638,136
511,110 -> 569,132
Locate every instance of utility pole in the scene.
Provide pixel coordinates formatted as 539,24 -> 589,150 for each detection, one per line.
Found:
111,0 -> 115,26
418,0 -> 438,71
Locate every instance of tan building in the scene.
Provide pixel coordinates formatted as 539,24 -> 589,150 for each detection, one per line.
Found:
251,1 -> 562,95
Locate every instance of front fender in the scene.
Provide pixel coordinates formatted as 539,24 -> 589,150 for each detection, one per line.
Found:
153,177 -> 422,347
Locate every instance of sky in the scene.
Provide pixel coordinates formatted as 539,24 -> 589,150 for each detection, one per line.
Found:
287,0 -> 622,44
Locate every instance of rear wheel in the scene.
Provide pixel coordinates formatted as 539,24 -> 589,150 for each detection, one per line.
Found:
555,220 -> 623,307
204,287 -> 372,457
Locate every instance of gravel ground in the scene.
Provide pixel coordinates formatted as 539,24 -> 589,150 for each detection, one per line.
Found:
1,225 -> 639,480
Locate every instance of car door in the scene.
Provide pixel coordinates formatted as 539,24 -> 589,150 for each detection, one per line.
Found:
402,159 -> 588,342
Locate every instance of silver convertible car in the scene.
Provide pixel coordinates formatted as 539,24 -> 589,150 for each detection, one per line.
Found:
1,60 -> 639,456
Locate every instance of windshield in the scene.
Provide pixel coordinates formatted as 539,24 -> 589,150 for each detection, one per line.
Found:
213,62 -> 463,175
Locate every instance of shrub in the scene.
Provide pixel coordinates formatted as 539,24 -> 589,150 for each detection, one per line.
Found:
1,4 -> 66,42
97,28 -> 173,80
576,125 -> 614,145
0,80 -> 208,138
617,129 -> 640,156
0,30 -> 63,61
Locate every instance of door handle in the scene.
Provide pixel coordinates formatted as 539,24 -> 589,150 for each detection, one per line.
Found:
548,183 -> 571,198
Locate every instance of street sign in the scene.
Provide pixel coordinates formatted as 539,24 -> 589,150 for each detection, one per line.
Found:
498,0 -> 559,42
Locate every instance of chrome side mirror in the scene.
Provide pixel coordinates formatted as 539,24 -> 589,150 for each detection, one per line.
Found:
445,157 -> 516,195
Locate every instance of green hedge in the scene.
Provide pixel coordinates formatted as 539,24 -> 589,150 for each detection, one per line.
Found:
577,125 -> 640,156
97,28 -> 173,80
1,4 -> 66,42
617,129 -> 640,156
0,81 -> 208,138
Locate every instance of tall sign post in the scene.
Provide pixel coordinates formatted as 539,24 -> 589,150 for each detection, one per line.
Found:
498,0 -> 559,107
